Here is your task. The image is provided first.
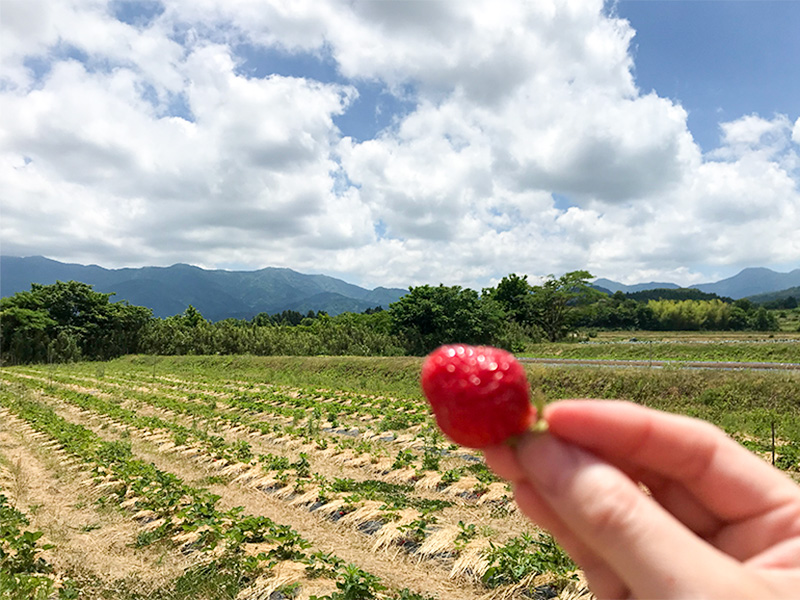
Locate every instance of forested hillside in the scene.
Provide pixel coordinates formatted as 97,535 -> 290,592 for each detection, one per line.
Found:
746,287 -> 800,309
0,256 -> 406,319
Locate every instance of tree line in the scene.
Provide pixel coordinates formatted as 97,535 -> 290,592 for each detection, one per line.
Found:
0,274 -> 785,364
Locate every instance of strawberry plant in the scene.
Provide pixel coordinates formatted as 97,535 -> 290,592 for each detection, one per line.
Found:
305,550 -> 345,579
177,493 -> 224,531
292,453 -> 311,478
229,439 -> 253,462
225,515 -> 274,545
312,564 -> 386,600
440,467 -> 463,485
260,453 -> 291,472
0,495 -> 58,600
454,521 -> 477,550
326,409 -> 339,428
465,462 -> 500,484
0,495 -> 53,575
481,533 -> 576,588
265,524 -> 311,562
391,449 -> 416,470
378,413 -> 411,431
420,425 -> 443,471
398,515 -> 437,547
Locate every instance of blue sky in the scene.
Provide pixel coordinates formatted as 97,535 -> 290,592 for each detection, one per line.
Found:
1,0 -> 798,289
617,0 -> 800,153
234,42 -> 418,143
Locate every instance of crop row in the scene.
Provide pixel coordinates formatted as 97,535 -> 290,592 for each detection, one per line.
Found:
525,338 -> 800,362
20,363 -> 800,478
0,491 -> 79,600
36,352 -> 800,455
0,385 -> 449,600
0,389 -> 302,590
1,371 -> 586,598
24,366 -> 425,443
29,363 -> 432,433
13,368 -> 493,486
3,373 -> 497,547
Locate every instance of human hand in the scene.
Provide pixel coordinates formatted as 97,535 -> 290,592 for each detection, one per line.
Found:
482,400 -> 800,599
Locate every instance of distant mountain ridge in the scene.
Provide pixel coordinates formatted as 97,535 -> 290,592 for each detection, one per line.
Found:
3,257 -> 799,321
744,286 -> 800,305
594,267 -> 800,300
592,279 -> 680,294
690,267 -> 800,299
0,256 -> 407,321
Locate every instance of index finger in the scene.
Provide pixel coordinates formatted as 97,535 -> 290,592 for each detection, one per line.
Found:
544,400 -> 800,523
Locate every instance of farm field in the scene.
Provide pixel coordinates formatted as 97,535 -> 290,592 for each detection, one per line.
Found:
2,353 -> 799,600
592,329 -> 800,342
522,335 -> 800,364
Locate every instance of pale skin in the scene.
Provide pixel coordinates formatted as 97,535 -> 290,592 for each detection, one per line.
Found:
482,400 -> 800,599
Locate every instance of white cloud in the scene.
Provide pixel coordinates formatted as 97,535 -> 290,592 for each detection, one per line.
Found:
0,18 -> 365,269
713,114 -> 797,164
721,114 -> 784,147
1,0 -> 798,291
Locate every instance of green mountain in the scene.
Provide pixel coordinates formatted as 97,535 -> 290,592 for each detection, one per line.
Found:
595,267 -> 800,300
690,267 -> 800,299
0,256 -> 407,321
745,286 -> 800,306
592,278 -> 680,293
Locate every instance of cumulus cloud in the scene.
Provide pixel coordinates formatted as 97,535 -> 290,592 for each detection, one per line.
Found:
1,4 -> 365,268
1,0 -> 798,290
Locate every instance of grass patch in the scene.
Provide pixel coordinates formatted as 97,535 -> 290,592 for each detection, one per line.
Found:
114,355 -> 425,400
521,340 -> 800,363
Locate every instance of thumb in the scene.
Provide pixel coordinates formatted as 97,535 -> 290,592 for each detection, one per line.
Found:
512,432 -> 746,599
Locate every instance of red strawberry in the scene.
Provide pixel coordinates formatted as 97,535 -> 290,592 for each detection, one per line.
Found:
420,344 -> 534,449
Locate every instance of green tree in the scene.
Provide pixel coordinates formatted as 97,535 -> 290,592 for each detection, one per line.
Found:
181,304 -> 206,328
750,306 -> 779,331
0,281 -> 152,363
49,330 -> 82,363
486,274 -> 536,325
252,312 -> 273,326
728,306 -> 749,330
388,284 -> 504,355
529,271 -> 597,342
574,291 -> 652,330
0,306 -> 56,363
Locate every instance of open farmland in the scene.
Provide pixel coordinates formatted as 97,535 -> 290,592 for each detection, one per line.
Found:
2,354 -> 799,599
523,333 -> 800,364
